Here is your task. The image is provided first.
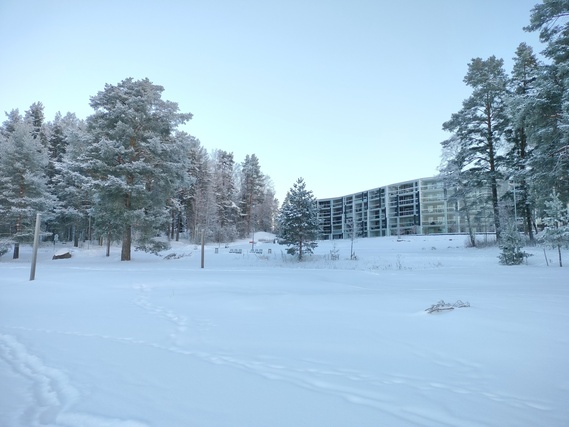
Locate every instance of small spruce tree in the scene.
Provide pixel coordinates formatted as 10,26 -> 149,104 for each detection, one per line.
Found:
277,178 -> 319,260
539,191 -> 569,267
498,222 -> 530,265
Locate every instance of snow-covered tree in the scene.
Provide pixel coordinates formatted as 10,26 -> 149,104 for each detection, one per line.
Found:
51,114 -> 92,246
498,222 -> 531,265
182,138 -> 214,243
440,135 -> 487,247
539,190 -> 569,267
211,149 -> 239,243
24,102 -> 48,148
524,2 -> 569,204
505,43 -> 541,242
1,109 -> 23,138
238,154 -> 265,238
256,177 -> 279,233
526,0 -> 569,64
82,78 -> 192,260
277,178 -> 319,260
0,121 -> 57,258
442,56 -> 509,241
46,112 -> 68,181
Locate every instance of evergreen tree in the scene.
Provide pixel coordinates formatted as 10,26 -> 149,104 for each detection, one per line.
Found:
211,149 -> 238,243
24,102 -> 48,147
183,138 -> 214,243
539,190 -> 569,267
238,154 -> 265,238
256,177 -> 279,233
277,178 -> 319,260
505,43 -> 541,242
168,132 -> 200,242
498,222 -> 530,265
439,137 -> 483,247
51,114 -> 92,246
526,0 -> 569,64
46,112 -> 68,181
82,78 -> 192,260
526,65 -> 568,205
1,109 -> 23,138
442,56 -> 509,240
0,121 -> 56,258
524,1 -> 569,203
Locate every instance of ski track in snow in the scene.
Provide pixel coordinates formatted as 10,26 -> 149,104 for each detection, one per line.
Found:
0,333 -> 149,427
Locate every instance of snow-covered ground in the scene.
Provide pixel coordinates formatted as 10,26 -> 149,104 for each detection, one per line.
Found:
1,234 -> 568,427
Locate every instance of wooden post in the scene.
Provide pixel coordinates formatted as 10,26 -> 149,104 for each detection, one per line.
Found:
30,213 -> 41,281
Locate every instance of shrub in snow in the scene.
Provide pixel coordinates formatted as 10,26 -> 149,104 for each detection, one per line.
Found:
538,191 -> 569,267
426,300 -> 470,314
329,245 -> 340,260
135,239 -> 170,256
498,223 -> 531,265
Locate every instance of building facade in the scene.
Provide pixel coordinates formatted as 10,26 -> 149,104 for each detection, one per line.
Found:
317,176 -> 499,240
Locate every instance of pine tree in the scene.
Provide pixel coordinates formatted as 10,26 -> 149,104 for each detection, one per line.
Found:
442,56 -> 509,241
0,121 -> 57,258
51,114 -> 92,246
524,1 -> 569,203
238,154 -> 265,238
526,0 -> 569,64
256,178 -> 279,233
439,137 -> 482,247
168,132 -> 200,242
183,138 -> 214,243
539,190 -> 569,267
211,149 -> 238,243
46,112 -> 68,181
24,102 -> 48,148
1,109 -> 23,138
82,78 -> 192,260
277,178 -> 319,260
505,43 -> 541,242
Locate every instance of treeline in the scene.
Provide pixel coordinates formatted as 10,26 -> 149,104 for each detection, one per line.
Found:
0,78 -> 278,260
439,0 -> 569,247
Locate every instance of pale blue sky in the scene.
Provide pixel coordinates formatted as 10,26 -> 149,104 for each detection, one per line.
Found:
0,0 -> 542,203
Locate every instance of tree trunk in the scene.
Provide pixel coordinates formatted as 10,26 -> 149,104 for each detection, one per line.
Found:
122,182 -> 132,261
106,232 -> 111,257
518,131 -> 534,244
175,213 -> 180,242
490,176 -> 501,241
463,197 -> 476,247
14,214 -> 21,259
524,203 -> 534,243
12,242 -> 19,259
558,243 -> 563,267
121,226 -> 131,261
486,105 -> 501,242
74,224 -> 79,247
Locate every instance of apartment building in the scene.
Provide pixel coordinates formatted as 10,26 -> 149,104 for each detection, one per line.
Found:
317,176 -> 497,240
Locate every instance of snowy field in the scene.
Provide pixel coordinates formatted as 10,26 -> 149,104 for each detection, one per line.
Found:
1,233 -> 568,427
